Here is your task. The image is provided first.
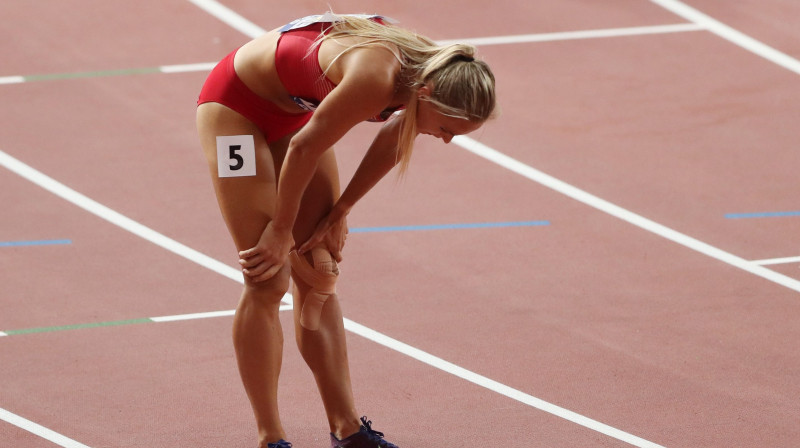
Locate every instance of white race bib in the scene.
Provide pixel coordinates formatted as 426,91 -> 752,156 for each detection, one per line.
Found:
216,135 -> 256,178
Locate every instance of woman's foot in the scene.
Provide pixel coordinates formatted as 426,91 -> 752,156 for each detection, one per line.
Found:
330,417 -> 398,448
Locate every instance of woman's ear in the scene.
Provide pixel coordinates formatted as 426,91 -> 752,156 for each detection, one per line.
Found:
417,84 -> 431,99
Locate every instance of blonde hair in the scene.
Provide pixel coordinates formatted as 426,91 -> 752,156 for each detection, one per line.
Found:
319,16 -> 497,174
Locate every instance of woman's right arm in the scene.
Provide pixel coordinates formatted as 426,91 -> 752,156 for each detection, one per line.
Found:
238,46 -> 401,280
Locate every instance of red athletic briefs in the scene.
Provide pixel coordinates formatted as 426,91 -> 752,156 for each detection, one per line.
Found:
197,48 -> 312,144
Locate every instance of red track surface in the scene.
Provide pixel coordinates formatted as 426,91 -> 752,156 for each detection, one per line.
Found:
2,1 -> 799,447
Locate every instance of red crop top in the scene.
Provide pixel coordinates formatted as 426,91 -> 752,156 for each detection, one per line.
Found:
274,14 -> 403,122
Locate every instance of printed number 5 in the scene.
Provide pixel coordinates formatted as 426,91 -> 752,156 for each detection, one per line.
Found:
229,145 -> 244,170
216,135 -> 255,177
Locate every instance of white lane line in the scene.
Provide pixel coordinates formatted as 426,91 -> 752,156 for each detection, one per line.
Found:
150,310 -> 236,322
150,304 -> 292,323
454,136 -> 800,294
649,0 -> 800,75
186,0 -> 266,38
437,23 -> 704,46
188,0 -> 703,46
0,76 -> 25,85
0,150 -> 244,285
344,319 -> 665,448
0,407 -> 91,448
0,149 -> 292,304
160,62 -> 216,73
751,256 -> 800,266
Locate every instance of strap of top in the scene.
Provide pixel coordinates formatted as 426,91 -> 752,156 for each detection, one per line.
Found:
279,12 -> 397,33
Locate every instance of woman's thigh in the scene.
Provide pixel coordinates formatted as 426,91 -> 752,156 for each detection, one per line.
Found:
197,102 -> 339,292
197,102 -> 285,256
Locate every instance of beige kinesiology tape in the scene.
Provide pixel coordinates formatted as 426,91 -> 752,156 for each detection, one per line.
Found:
289,246 -> 339,331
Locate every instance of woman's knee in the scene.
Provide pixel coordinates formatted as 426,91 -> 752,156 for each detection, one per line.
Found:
240,265 -> 291,307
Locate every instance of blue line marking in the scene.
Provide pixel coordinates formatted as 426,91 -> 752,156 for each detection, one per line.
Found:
350,220 -> 550,233
0,239 -> 72,247
725,211 -> 800,219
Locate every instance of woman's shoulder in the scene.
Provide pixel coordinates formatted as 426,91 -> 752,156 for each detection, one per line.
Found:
322,38 -> 402,88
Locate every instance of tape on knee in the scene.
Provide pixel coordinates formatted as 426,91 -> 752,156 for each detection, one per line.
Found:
289,246 -> 339,331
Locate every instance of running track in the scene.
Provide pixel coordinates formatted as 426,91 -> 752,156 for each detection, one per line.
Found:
1,1 -> 799,447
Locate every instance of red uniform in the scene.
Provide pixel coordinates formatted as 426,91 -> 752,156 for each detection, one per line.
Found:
197,14 -> 400,143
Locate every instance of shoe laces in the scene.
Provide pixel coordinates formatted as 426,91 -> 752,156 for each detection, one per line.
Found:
359,416 -> 398,448
267,440 -> 292,448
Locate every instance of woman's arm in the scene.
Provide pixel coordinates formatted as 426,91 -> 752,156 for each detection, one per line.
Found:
338,113 -> 404,215
297,113 -> 404,255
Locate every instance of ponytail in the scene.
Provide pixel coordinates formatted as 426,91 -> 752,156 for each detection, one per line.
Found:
321,16 -> 497,175
394,44 -> 496,175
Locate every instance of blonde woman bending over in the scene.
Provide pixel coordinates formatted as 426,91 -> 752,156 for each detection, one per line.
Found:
196,12 -> 496,448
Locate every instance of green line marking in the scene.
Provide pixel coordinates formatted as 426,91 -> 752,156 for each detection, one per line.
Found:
24,67 -> 162,82
2,62 -> 215,85
1,305 -> 293,337
3,318 -> 153,336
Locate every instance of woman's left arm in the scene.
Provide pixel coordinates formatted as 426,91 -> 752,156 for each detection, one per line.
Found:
297,113 -> 405,257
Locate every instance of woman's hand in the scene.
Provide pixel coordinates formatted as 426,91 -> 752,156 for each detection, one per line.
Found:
298,206 -> 349,262
238,222 -> 295,282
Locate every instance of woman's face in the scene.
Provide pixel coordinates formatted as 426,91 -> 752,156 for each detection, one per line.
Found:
415,86 -> 483,144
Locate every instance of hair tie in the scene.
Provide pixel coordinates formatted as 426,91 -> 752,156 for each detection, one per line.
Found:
454,54 -> 474,63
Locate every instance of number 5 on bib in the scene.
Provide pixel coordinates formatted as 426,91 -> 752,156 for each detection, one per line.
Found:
216,135 -> 256,177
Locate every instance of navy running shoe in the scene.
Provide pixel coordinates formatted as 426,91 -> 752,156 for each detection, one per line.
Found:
267,439 -> 292,448
330,416 -> 398,448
